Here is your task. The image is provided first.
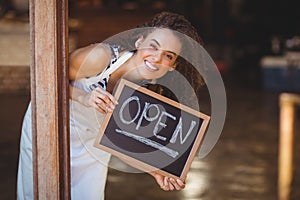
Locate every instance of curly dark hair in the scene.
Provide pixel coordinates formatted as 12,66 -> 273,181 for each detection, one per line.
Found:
137,11 -> 204,46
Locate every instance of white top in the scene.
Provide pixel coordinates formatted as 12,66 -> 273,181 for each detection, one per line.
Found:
70,46 -> 134,164
71,47 -> 134,92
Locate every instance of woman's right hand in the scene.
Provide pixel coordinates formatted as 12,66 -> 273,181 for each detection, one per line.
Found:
83,87 -> 118,114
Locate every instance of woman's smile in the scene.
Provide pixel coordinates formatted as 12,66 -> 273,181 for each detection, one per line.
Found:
144,60 -> 159,72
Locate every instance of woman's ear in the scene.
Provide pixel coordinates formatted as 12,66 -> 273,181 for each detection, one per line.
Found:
168,64 -> 176,72
135,36 -> 144,49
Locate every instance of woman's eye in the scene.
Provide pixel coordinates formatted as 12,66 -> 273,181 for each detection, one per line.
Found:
165,54 -> 174,60
150,43 -> 158,50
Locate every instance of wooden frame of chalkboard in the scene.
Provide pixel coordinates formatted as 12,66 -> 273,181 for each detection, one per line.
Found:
94,79 -> 210,180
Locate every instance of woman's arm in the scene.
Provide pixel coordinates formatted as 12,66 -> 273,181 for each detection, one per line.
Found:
69,43 -> 111,80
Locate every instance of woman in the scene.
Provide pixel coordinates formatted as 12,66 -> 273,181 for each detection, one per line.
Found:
17,11 -> 204,199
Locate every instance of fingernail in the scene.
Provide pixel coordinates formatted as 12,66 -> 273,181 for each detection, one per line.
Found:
177,179 -> 184,185
169,184 -> 174,190
164,177 -> 169,185
170,178 -> 176,184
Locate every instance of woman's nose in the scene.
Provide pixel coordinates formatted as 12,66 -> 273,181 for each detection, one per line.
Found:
152,50 -> 163,62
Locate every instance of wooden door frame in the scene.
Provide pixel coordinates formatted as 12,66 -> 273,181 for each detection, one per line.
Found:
30,0 -> 70,199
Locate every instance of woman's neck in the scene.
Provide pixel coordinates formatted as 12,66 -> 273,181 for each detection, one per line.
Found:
106,52 -> 138,93
107,53 -> 153,93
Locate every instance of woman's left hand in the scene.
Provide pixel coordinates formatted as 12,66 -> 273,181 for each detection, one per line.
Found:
149,171 -> 186,191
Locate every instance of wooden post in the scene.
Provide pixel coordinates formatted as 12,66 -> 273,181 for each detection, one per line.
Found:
278,93 -> 300,200
30,0 -> 70,199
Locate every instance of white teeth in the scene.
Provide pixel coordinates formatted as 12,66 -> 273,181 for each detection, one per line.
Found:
145,61 -> 158,71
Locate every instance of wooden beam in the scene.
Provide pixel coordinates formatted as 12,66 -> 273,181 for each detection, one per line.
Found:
278,93 -> 300,200
30,0 -> 70,199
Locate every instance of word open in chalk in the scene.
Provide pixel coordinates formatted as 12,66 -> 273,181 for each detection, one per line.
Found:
94,79 -> 210,179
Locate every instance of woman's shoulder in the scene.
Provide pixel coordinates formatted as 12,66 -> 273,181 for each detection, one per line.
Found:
92,43 -> 125,62
71,43 -> 112,62
69,43 -> 113,80
89,43 -> 112,58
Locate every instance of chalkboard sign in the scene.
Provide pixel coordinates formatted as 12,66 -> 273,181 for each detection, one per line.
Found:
94,79 -> 210,179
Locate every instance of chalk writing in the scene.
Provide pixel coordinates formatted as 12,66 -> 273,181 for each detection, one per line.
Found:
119,96 -> 140,124
118,95 -> 196,144
115,129 -> 179,158
170,118 -> 197,144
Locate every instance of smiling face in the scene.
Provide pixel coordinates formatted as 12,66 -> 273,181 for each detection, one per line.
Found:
125,28 -> 182,81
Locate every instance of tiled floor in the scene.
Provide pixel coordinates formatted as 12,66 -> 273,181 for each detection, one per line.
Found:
1,6 -> 300,200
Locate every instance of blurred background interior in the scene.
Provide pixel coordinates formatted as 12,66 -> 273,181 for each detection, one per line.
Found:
0,0 -> 300,199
